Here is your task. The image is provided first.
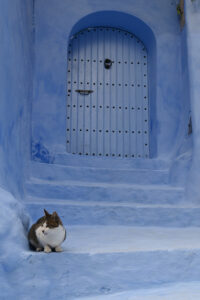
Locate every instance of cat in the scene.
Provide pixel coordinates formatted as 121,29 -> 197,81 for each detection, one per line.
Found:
28,209 -> 66,253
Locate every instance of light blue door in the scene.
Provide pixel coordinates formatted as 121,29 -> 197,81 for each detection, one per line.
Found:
66,27 -> 149,158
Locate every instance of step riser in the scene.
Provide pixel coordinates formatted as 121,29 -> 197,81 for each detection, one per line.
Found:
25,183 -> 184,204
30,163 -> 169,185
19,249 -> 200,299
25,203 -> 198,227
54,154 -> 169,170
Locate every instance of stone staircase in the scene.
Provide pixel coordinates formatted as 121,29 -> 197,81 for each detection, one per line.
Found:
25,155 -> 184,204
22,154 -> 200,299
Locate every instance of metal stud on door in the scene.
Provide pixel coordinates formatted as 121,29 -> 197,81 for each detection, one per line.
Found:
66,27 -> 149,158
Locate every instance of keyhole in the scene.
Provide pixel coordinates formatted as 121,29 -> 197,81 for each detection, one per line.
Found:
104,58 -> 112,69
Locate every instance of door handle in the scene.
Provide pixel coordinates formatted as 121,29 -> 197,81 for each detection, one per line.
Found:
75,89 -> 93,95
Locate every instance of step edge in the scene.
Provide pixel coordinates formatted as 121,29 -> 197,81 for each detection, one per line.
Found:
24,197 -> 191,208
30,161 -> 169,172
25,178 -> 184,190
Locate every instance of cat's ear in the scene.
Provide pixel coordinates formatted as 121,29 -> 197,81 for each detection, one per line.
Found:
44,209 -> 51,217
52,211 -> 58,217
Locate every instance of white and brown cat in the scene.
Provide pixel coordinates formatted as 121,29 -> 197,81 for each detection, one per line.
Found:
28,209 -> 66,253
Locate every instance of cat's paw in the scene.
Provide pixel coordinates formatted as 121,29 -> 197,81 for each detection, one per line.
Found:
55,246 -> 63,252
36,248 -> 43,252
44,245 -> 52,253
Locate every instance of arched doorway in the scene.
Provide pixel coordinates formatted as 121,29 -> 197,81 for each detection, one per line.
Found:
66,27 -> 149,158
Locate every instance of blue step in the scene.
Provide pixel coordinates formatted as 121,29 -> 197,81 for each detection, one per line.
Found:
17,248 -> 200,299
30,161 -> 169,185
54,153 -> 170,170
25,199 -> 200,227
25,178 -> 184,205
17,224 -> 200,299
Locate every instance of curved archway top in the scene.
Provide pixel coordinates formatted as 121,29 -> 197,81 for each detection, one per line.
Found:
69,10 -> 156,52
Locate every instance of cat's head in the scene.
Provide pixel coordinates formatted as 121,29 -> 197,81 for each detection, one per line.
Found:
44,209 -> 63,228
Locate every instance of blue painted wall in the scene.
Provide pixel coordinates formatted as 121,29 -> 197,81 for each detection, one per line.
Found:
0,0 -> 33,198
185,0 -> 200,202
32,0 -> 190,160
